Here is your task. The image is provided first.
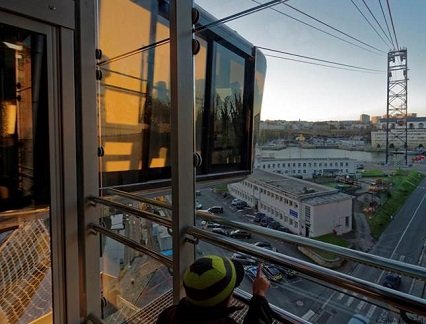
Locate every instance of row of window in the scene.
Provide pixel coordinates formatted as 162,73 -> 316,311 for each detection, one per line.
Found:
277,169 -> 350,175
260,190 -> 299,208
238,181 -> 298,207
380,122 -> 425,129
258,203 -> 299,228
260,161 -> 350,168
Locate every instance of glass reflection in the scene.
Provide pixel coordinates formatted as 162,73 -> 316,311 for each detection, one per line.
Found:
212,43 -> 246,167
0,23 -> 52,323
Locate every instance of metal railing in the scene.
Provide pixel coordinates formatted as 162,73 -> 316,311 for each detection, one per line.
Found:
187,226 -> 426,316
89,223 -> 172,268
194,211 -> 426,281
88,194 -> 426,322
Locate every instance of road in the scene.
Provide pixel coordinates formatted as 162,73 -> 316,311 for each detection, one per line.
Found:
310,177 -> 426,323
195,188 -> 346,318
135,179 -> 426,322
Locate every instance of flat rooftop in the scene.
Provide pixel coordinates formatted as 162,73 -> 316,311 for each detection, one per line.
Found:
246,169 -> 351,205
257,156 -> 354,162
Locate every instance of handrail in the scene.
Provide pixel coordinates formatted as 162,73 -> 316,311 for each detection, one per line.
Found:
233,288 -> 310,324
89,223 -> 173,268
88,194 -> 426,319
187,226 -> 426,316
0,206 -> 49,218
195,210 -> 426,281
88,196 -> 172,228
105,188 -> 172,210
90,194 -> 426,280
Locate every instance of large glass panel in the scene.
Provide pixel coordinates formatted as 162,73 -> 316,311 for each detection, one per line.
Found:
211,43 -> 246,168
195,38 -> 207,156
0,23 -> 52,323
98,0 -> 171,187
98,201 -> 173,322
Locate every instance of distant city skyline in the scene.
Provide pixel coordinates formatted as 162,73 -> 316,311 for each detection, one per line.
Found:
195,0 -> 426,121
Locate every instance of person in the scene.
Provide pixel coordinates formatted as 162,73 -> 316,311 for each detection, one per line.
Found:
157,255 -> 272,324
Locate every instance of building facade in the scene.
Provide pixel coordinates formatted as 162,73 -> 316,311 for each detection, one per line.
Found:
371,117 -> 426,149
254,156 -> 358,179
228,170 -> 353,238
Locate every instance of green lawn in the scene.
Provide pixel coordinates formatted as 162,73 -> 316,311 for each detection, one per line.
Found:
368,170 -> 424,239
312,234 -> 350,260
361,169 -> 387,177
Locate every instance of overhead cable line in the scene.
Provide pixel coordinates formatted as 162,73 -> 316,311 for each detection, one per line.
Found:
265,54 -> 384,74
250,0 -> 383,56
379,0 -> 396,49
359,0 -> 395,48
99,0 -> 289,66
282,2 -> 387,54
194,0 -> 290,33
386,0 -> 399,49
97,38 -> 169,66
258,46 -> 385,72
350,0 -> 392,49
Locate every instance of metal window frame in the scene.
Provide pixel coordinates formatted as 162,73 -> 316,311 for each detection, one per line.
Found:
0,7 -> 80,323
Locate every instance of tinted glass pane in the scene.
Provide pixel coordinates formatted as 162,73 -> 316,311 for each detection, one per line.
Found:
98,0 -> 171,186
212,43 -> 245,167
195,38 -> 207,155
0,23 -> 52,322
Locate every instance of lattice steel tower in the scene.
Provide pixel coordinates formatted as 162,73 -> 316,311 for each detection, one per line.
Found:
385,48 -> 408,165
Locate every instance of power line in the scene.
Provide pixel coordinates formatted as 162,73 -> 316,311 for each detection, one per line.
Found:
265,54 -> 384,73
282,2 -> 387,54
379,0 -> 396,49
250,0 -> 383,56
194,0 -> 290,33
360,0 -> 394,47
258,46 -> 385,72
386,0 -> 399,49
97,38 -> 170,66
350,0 -> 392,49
99,0 -> 290,66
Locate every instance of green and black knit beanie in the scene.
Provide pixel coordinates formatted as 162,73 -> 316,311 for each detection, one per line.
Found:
183,255 -> 244,307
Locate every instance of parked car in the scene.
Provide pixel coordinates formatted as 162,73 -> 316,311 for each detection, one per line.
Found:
260,216 -> 274,227
277,226 -> 291,233
254,212 -> 266,223
235,201 -> 248,209
195,200 -> 203,209
205,222 -> 222,228
278,266 -> 297,279
229,229 -> 252,239
231,198 -> 242,206
211,228 -> 229,236
244,266 -> 258,281
347,314 -> 370,324
244,264 -> 282,282
262,264 -> 283,282
382,273 -> 401,289
267,220 -> 280,230
253,241 -> 277,252
207,206 -> 224,214
231,253 -> 257,266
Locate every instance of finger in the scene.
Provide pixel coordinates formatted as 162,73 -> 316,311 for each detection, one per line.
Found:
257,263 -> 263,277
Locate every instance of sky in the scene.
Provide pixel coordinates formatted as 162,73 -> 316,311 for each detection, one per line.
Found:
195,0 -> 426,121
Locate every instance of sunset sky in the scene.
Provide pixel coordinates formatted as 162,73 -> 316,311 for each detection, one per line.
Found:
195,0 -> 426,121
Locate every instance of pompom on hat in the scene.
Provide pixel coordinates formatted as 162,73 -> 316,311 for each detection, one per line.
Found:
183,255 -> 244,307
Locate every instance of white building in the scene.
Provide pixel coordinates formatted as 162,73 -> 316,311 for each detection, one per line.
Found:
254,156 -> 358,179
371,117 -> 426,149
228,170 -> 353,238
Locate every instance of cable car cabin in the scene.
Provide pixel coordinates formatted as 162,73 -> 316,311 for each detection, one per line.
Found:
97,0 -> 266,190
